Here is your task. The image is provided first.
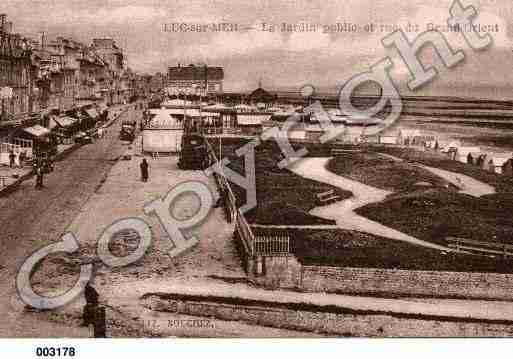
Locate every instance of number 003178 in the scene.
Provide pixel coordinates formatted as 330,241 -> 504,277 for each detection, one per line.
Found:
35,347 -> 76,357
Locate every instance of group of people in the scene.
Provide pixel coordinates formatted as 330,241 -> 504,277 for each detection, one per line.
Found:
8,149 -> 27,169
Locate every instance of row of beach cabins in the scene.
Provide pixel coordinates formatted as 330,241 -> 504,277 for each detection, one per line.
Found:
376,128 -> 513,176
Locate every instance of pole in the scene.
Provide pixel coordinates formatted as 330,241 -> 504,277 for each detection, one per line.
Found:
183,92 -> 187,132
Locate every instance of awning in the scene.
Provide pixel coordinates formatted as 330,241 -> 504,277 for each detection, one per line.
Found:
54,116 -> 78,128
237,114 -> 272,126
84,108 -> 99,119
23,125 -> 51,138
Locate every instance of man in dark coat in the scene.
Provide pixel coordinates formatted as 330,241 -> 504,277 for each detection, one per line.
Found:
35,165 -> 44,189
140,158 -> 149,182
9,150 -> 15,168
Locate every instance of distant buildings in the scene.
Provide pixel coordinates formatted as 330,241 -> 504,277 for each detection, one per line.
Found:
0,13 -> 159,129
167,64 -> 224,96
0,14 -> 38,123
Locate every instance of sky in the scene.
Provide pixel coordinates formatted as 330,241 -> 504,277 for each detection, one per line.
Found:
3,0 -> 513,99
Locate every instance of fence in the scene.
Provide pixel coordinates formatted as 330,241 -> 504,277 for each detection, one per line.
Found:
9,137 -> 33,149
253,236 -> 290,256
446,237 -> 513,257
204,137 -> 290,258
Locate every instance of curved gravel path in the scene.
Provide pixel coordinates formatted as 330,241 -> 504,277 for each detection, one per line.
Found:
377,152 -> 495,197
289,157 -> 450,251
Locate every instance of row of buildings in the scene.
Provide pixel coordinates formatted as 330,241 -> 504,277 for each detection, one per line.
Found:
0,14 -> 153,127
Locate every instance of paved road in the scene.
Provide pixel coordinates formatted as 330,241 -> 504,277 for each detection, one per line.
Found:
289,157 -> 450,251
0,105 -> 137,337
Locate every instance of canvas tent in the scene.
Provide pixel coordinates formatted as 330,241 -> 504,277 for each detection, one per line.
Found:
142,109 -> 185,153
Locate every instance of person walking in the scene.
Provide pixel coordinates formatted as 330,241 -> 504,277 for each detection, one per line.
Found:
35,165 -> 44,189
140,158 -> 149,182
14,150 -> 20,168
9,150 -> 15,168
19,150 -> 26,168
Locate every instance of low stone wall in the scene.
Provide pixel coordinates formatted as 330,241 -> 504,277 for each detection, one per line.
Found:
252,255 -> 302,289
143,293 -> 513,337
236,228 -> 513,300
301,266 -> 513,300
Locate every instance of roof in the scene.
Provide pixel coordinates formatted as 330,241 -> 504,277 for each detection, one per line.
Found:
398,129 -> 421,137
237,114 -> 272,126
147,109 -> 206,127
54,116 -> 78,128
249,87 -> 274,103
146,114 -> 183,130
168,65 -> 224,81
161,99 -> 194,107
23,125 -> 51,138
467,151 -> 483,158
456,146 -> 481,156
490,156 -> 512,167
203,103 -> 233,111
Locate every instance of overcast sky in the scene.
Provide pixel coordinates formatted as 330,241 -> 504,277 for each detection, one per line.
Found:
3,0 -> 513,99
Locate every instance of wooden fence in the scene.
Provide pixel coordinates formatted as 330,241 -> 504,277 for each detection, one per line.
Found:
446,236 -> 513,257
253,236 -> 290,256
204,137 -> 290,258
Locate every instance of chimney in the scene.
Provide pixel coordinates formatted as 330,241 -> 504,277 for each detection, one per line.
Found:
40,32 -> 46,50
0,14 -> 6,33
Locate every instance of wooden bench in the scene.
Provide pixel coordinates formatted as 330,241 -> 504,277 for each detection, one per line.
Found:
446,236 -> 513,257
316,189 -> 340,204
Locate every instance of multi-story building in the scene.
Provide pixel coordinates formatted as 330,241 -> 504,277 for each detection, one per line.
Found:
77,47 -> 105,103
167,64 -> 224,96
45,36 -> 84,110
91,38 -> 124,105
0,14 -> 37,123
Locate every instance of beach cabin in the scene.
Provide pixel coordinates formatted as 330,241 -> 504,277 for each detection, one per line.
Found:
455,146 -> 481,164
477,154 -> 491,171
466,151 -> 483,166
488,156 -> 510,174
379,135 -> 399,145
397,129 -> 421,146
502,158 -> 513,176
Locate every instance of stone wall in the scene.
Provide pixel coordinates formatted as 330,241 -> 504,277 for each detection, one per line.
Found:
144,293 -> 513,337
302,266 -> 513,300
235,226 -> 513,300
252,255 -> 302,289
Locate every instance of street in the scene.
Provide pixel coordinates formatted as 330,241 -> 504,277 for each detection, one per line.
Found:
0,105 -> 137,337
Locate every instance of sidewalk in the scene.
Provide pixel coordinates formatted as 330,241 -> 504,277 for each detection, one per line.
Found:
0,105 -> 129,197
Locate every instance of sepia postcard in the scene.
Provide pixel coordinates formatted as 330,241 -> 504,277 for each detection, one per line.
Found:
1,0 -> 513,347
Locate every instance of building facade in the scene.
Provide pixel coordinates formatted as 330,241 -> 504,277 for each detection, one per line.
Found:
91,38 -> 125,105
0,14 -> 37,123
167,64 -> 224,96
